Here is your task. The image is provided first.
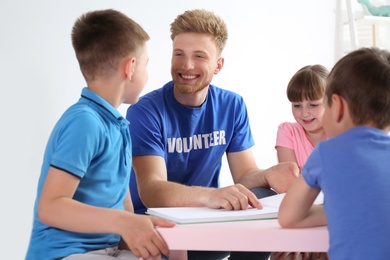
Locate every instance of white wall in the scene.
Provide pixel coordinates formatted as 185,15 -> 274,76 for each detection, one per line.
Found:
0,0 -> 337,258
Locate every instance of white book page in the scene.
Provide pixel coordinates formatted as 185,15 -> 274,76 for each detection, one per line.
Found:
259,191 -> 324,208
147,205 -> 278,224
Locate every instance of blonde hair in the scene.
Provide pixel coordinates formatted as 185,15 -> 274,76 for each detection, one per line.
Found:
170,9 -> 228,55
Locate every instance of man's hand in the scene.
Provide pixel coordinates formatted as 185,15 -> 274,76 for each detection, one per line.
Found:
265,162 -> 300,193
204,184 -> 262,210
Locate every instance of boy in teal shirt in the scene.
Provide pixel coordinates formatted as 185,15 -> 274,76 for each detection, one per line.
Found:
26,9 -> 174,260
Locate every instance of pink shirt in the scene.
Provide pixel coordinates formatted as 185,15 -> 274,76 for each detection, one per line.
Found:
275,122 -> 313,169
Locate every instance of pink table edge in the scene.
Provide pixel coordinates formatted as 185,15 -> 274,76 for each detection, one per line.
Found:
157,219 -> 329,260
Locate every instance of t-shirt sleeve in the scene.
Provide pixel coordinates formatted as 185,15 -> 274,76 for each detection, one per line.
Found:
275,122 -> 294,149
126,101 -> 165,157
226,96 -> 254,153
301,145 -> 323,189
50,111 -> 103,178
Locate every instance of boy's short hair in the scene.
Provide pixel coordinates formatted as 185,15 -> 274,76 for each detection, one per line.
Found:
170,9 -> 228,55
287,65 -> 329,102
326,47 -> 390,129
71,9 -> 150,82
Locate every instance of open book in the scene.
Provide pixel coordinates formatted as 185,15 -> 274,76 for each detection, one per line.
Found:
146,192 -> 324,224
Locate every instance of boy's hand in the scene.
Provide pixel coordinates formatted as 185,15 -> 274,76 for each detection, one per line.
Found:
121,214 -> 175,259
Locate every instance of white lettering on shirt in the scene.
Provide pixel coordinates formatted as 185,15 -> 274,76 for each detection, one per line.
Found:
167,130 -> 226,153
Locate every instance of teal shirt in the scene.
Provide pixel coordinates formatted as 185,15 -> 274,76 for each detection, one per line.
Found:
26,87 -> 131,260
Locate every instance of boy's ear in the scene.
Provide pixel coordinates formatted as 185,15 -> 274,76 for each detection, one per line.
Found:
124,57 -> 136,80
214,57 -> 224,74
331,94 -> 347,123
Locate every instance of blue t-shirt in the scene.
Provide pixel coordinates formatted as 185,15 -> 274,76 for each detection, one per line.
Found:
302,126 -> 390,259
126,81 -> 254,214
26,88 -> 132,260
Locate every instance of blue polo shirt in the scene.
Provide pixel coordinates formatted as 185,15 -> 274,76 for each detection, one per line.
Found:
26,87 -> 131,260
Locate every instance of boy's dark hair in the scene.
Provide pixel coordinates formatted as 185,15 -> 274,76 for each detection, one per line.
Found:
287,65 -> 329,102
326,47 -> 390,129
71,9 -> 150,82
170,9 -> 228,56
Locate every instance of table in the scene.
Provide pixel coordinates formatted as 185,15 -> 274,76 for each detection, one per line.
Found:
157,219 -> 329,260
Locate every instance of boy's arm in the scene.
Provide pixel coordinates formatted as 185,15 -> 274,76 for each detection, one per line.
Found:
38,167 -> 128,233
38,166 -> 175,258
119,189 -> 134,250
123,189 -> 134,213
278,175 -> 327,228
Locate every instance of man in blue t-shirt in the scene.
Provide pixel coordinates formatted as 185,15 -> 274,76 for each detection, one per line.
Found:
127,9 -> 299,260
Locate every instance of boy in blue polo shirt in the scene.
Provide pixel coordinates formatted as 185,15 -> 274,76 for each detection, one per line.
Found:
25,9 -> 174,260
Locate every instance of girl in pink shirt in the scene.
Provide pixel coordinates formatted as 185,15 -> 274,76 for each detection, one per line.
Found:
276,65 -> 328,170
273,65 -> 329,260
